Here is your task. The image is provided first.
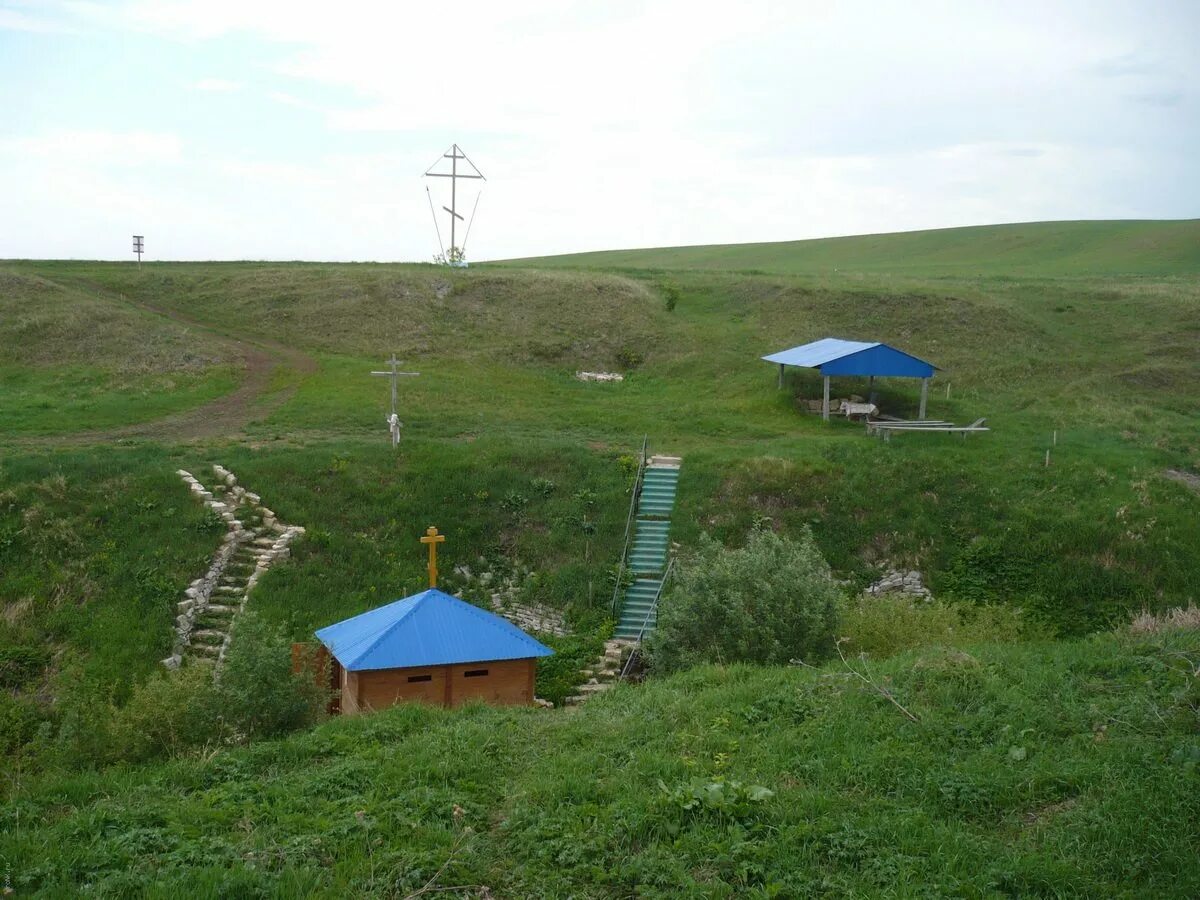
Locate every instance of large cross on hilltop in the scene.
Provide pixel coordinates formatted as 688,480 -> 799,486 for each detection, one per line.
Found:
424,144 -> 485,262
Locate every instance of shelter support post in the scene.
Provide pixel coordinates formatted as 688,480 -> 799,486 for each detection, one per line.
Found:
778,363 -> 784,390
822,376 -> 830,422
918,378 -> 929,420
868,375 -> 876,404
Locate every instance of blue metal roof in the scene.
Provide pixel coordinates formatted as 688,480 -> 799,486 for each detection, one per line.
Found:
315,588 -> 554,672
763,338 -> 937,378
763,338 -> 878,368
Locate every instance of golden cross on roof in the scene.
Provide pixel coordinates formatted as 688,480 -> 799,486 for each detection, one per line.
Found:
419,525 -> 446,588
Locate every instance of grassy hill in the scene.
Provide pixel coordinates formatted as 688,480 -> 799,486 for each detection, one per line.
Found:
1,242 -> 1199,894
0,269 -> 237,434
495,219 -> 1200,277
4,629 -> 1198,896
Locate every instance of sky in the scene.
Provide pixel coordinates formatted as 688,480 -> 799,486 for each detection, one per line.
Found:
0,0 -> 1197,262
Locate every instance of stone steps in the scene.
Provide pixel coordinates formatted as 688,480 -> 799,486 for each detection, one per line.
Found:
165,466 -> 305,669
564,639 -> 634,706
576,682 -> 611,694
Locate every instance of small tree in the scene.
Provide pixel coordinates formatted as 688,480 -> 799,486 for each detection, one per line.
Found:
646,526 -> 841,672
434,246 -> 467,267
214,613 -> 327,740
660,279 -> 681,312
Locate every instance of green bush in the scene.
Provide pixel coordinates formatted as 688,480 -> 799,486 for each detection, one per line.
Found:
0,644 -> 48,689
647,526 -> 841,672
109,665 -> 217,762
0,694 -> 46,755
535,631 -> 608,706
213,613 -> 326,741
840,594 -> 1046,660
660,280 -> 681,312
43,614 -> 326,767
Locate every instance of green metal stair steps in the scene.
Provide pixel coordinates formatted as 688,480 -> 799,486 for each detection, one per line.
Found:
637,468 -> 679,517
628,520 -> 670,573
615,460 -> 681,640
616,578 -> 662,638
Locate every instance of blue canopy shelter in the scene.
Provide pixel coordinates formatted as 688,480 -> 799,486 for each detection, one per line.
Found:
316,588 -> 554,712
763,338 -> 939,421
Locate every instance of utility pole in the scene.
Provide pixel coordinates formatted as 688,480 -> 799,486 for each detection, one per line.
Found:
424,144 -> 485,265
132,235 -> 144,269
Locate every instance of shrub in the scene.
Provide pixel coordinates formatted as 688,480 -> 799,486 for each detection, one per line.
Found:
615,346 -> 645,370
109,664 -> 217,762
0,644 -> 48,689
0,694 -> 46,755
42,614 -> 327,767
835,595 -> 1041,657
213,613 -> 326,741
657,776 -> 773,822
646,527 -> 841,672
536,632 -> 607,707
839,594 -> 1044,660
660,280 -> 681,313
500,490 -> 530,518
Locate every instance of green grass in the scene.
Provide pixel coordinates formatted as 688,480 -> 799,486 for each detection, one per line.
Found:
495,219 -> 1200,277
3,630 -> 1197,896
0,365 -> 239,434
0,437 -> 628,716
1,228 -> 1199,893
1,256 -> 1197,691
0,266 -> 239,433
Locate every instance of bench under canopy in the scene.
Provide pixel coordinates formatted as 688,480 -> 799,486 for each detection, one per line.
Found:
763,337 -> 940,421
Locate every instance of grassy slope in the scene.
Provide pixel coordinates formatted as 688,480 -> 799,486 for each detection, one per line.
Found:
2,258 -> 1198,712
0,268 -> 237,433
0,439 -> 626,718
495,219 -> 1200,276
4,631 -> 1198,897
1,239 -> 1198,892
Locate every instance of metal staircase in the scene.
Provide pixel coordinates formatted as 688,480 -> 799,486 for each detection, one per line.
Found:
614,453 -> 681,640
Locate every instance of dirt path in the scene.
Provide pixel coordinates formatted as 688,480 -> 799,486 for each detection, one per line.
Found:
19,284 -> 318,446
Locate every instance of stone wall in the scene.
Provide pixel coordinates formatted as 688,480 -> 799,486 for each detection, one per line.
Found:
865,567 -> 932,601
449,562 -> 570,637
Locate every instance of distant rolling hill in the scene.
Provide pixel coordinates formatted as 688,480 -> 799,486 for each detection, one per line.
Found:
493,219 -> 1200,277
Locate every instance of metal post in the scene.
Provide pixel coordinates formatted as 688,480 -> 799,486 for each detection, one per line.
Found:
868,374 -> 876,404
390,354 -> 398,419
778,363 -> 784,390
918,378 -> 929,420
822,375 -> 831,422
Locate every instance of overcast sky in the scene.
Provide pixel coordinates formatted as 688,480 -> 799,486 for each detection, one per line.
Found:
1,1 -> 1196,262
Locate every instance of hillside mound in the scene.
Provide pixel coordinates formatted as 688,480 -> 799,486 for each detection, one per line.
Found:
30,263 -> 667,372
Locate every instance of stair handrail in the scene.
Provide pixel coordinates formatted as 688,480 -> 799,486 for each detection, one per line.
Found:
620,556 -> 674,680
611,435 -> 649,618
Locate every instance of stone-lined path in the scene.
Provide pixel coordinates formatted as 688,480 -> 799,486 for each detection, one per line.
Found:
564,638 -> 635,706
164,465 -> 304,668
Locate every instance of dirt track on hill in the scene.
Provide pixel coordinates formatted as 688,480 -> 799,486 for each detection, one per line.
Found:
16,285 -> 318,446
